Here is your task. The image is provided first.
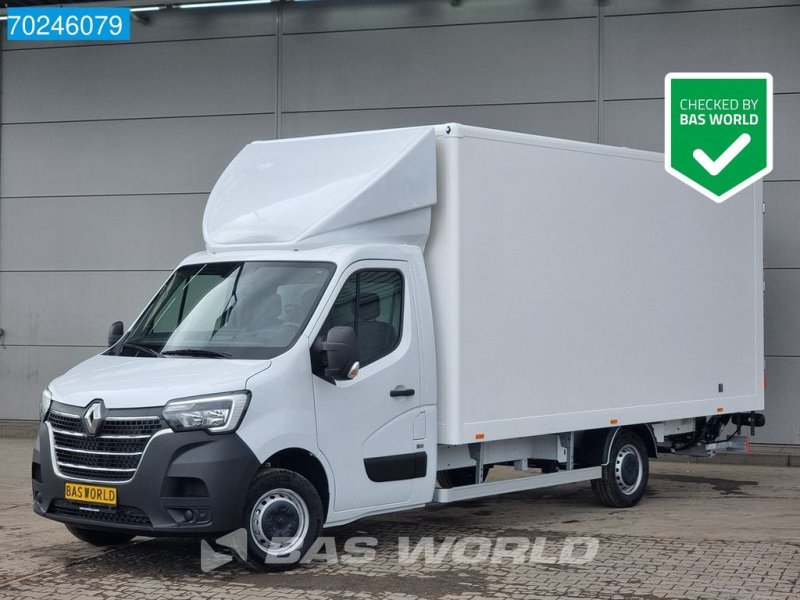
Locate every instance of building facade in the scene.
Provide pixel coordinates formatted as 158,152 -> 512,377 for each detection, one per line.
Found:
0,0 -> 798,443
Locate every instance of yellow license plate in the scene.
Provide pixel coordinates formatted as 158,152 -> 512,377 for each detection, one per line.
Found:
65,482 -> 117,506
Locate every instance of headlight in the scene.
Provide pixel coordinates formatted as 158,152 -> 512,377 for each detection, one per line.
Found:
162,391 -> 250,434
40,388 -> 53,422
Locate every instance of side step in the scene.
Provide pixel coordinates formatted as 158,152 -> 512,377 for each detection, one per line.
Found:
433,466 -> 602,503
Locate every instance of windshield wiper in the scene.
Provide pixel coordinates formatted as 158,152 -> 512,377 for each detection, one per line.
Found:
120,342 -> 163,358
162,348 -> 231,359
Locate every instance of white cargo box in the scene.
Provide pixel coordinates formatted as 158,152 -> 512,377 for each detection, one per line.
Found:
428,124 -> 763,445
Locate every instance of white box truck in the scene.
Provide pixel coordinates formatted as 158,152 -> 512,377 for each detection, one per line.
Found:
32,124 -> 765,570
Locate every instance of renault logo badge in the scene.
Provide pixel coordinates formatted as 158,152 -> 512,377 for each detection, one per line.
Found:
82,400 -> 106,436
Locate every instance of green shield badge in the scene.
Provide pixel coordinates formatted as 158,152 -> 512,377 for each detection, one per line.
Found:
665,73 -> 772,203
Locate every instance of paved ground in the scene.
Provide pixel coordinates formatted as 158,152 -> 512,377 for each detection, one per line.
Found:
1,439 -> 798,600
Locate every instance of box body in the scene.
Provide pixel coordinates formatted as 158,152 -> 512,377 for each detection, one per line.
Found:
426,125 -> 764,445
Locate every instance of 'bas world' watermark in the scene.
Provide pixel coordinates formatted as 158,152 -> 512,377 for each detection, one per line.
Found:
200,531 -> 600,572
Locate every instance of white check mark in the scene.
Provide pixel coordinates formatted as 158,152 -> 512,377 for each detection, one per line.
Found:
692,133 -> 751,176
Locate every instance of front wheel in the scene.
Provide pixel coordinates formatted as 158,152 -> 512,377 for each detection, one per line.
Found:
65,524 -> 134,546
238,468 -> 324,571
591,430 -> 649,508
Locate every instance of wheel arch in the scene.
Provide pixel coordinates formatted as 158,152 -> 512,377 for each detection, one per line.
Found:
575,424 -> 658,468
619,424 -> 658,461
262,448 -> 331,520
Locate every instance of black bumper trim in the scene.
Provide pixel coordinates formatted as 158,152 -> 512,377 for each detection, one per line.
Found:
33,422 -> 260,536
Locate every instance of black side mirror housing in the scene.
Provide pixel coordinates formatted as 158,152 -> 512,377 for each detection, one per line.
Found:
108,321 -> 124,347
319,326 -> 359,380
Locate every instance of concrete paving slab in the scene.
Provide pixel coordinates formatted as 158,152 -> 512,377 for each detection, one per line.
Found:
1,439 -> 799,599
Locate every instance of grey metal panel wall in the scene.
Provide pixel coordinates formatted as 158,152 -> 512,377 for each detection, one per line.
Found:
764,183 -> 800,268
0,271 -> 169,347
761,358 -> 800,445
281,102 -> 598,142
602,95 -> 800,179
1,115 -> 275,197
282,20 -> 598,111
0,0 -> 798,442
3,37 -> 276,122
602,3 -> 800,443
604,0 -> 800,13
282,0 -> 597,32
0,195 -> 206,271
0,347 -> 102,420
764,270 -> 800,356
0,11 -> 278,419
603,7 -> 800,99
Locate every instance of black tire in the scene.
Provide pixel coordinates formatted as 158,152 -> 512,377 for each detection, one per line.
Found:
437,465 -> 491,488
237,468 -> 324,572
65,524 -> 134,546
591,430 -> 649,508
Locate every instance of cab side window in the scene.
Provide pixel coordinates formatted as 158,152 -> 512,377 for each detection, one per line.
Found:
322,270 -> 403,367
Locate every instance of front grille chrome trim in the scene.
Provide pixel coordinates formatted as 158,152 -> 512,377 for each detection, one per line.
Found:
49,410 -> 81,419
57,462 -> 137,473
51,427 -> 151,440
94,415 -> 163,421
46,423 -> 171,485
53,446 -> 143,457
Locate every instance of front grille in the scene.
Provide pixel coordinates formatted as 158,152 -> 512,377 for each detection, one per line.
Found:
47,408 -> 165,483
47,411 -> 82,433
49,499 -> 151,527
101,419 -> 163,437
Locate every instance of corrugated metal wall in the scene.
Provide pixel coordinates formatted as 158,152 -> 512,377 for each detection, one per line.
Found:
0,0 -> 797,443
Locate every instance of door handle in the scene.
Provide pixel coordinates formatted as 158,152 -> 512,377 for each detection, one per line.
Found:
390,386 -> 415,397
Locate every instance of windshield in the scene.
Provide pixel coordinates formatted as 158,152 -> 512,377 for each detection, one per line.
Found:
111,261 -> 334,360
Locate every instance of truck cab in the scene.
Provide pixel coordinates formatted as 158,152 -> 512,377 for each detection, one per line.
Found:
34,127 -> 441,567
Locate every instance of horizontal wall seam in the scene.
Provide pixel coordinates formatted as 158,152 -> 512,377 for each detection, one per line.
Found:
0,100 -> 611,125
0,33 -> 277,53
603,91 -> 800,102
605,3 -> 800,19
282,15 -> 598,37
0,344 -> 106,349
1,111 -> 276,126
2,185 -> 796,202
0,191 -> 209,199
281,99 -> 597,116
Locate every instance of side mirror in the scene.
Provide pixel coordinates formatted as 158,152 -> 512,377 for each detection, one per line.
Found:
108,321 -> 124,347
320,326 -> 359,380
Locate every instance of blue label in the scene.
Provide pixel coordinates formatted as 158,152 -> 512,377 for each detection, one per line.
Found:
7,7 -> 131,42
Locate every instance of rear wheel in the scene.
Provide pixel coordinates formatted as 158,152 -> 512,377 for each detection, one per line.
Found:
65,524 -> 134,546
238,468 -> 324,571
591,430 -> 649,508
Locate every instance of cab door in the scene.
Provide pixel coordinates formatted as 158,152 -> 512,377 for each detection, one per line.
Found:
311,261 -> 424,515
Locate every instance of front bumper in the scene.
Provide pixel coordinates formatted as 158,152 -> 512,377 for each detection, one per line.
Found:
32,422 -> 260,536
